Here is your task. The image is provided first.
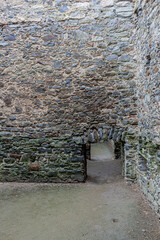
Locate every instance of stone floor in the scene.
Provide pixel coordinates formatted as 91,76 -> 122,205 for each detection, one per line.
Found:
0,179 -> 160,240
0,144 -> 159,240
87,158 -> 122,183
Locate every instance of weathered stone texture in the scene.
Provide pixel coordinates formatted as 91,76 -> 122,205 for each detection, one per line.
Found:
0,0 -> 137,136
0,135 -> 86,182
0,0 -> 137,183
135,0 -> 160,216
135,0 -> 160,142
0,0 -> 159,217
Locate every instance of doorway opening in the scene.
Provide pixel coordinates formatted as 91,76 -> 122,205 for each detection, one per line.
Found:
87,141 -> 122,183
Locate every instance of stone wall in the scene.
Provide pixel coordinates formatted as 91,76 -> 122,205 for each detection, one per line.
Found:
0,0 -> 137,182
135,0 -> 160,216
0,135 -> 86,182
0,0 -> 159,217
135,0 -> 159,142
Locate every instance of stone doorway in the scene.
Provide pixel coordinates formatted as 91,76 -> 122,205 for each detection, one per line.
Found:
87,141 -> 122,183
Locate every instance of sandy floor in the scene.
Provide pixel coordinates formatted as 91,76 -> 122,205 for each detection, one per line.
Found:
0,144 -> 159,240
0,180 -> 159,240
87,158 -> 122,183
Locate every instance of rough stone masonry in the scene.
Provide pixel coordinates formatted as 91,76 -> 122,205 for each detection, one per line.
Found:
0,0 -> 159,216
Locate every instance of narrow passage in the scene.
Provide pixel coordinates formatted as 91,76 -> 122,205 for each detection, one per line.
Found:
87,141 -> 122,183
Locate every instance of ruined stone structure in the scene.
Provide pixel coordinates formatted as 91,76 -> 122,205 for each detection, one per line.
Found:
135,0 -> 160,216
0,1 -> 159,215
